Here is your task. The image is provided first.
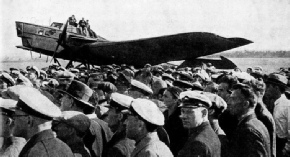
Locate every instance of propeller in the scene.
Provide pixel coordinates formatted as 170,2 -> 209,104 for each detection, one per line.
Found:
50,19 -> 69,63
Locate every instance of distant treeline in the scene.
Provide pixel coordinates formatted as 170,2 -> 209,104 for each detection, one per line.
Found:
208,50 -> 290,58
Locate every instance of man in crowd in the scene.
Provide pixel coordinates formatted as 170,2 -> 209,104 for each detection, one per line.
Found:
265,73 -> 290,157
53,111 -> 91,157
26,66 -> 41,88
178,91 -> 221,157
0,98 -> 26,157
227,83 -> 271,157
13,87 -> 74,156
125,98 -> 173,157
103,93 -> 135,157
59,80 -> 112,157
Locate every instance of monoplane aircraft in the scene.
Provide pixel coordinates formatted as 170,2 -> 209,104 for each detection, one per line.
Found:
15,19 -> 252,68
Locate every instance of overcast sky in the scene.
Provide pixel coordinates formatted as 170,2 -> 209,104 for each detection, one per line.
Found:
1,0 -> 290,60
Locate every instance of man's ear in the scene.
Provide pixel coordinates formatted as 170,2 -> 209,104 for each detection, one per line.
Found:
201,108 -> 208,118
27,116 -> 34,127
117,113 -> 124,121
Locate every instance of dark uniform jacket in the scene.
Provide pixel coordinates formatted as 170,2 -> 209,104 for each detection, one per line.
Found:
103,126 -> 135,157
0,136 -> 26,157
163,107 -> 188,156
177,121 -> 221,157
131,132 -> 173,157
228,113 -> 271,157
84,116 -> 112,157
19,129 -> 74,157
255,102 -> 276,157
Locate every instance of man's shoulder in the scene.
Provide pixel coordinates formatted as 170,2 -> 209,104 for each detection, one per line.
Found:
24,137 -> 73,157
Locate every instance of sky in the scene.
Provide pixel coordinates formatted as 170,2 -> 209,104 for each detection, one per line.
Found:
1,0 -> 290,61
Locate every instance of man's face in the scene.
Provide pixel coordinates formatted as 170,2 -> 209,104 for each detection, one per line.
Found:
265,83 -> 278,99
217,83 -> 230,102
12,109 -> 29,138
179,107 -> 204,129
104,107 -> 121,132
28,70 -> 37,80
57,78 -> 72,90
60,94 -> 74,111
227,89 -> 245,116
125,114 -> 142,140
162,90 -> 176,108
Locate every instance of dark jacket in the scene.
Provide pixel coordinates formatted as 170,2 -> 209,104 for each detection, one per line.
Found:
163,107 -> 188,156
255,102 -> 276,157
103,126 -> 135,157
19,129 -> 74,157
178,121 -> 221,157
83,117 -> 112,157
228,113 -> 271,157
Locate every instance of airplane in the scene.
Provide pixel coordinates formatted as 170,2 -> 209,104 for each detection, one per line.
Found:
15,18 -> 252,69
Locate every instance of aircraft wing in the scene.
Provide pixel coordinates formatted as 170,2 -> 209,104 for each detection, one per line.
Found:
177,56 -> 238,69
78,32 -> 252,67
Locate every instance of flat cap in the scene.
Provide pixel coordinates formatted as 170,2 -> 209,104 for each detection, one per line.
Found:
55,111 -> 90,134
179,91 -> 212,108
131,79 -> 153,95
16,87 -> 61,119
266,73 -> 288,87
105,93 -> 133,110
0,98 -> 17,117
199,91 -> 227,111
131,98 -> 164,126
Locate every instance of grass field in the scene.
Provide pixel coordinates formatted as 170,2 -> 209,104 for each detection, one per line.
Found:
1,58 -> 290,74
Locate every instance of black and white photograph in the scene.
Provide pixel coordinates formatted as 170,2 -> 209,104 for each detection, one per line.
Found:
1,0 -> 290,156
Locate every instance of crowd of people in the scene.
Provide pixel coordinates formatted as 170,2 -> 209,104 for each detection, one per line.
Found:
0,62 -> 290,157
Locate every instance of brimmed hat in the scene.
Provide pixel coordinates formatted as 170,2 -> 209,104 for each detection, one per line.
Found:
59,80 -> 94,108
16,87 -> 61,120
179,91 -> 212,108
0,73 -> 15,86
27,66 -> 40,77
162,73 -> 175,82
130,79 -> 153,95
105,93 -> 133,111
173,80 -> 193,89
266,73 -> 288,88
55,70 -> 74,79
199,91 -> 227,111
130,98 -> 164,126
0,98 -> 17,117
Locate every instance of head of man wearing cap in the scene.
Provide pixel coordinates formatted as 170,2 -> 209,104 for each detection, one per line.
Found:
264,73 -> 288,100
52,111 -> 90,145
59,80 -> 95,115
179,91 -> 212,129
13,87 -> 61,140
55,70 -> 75,90
128,79 -> 153,99
27,66 -> 40,82
103,93 -> 133,132
0,98 -> 18,137
125,99 -> 164,141
227,83 -> 258,118
162,86 -> 183,116
0,73 -> 15,92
